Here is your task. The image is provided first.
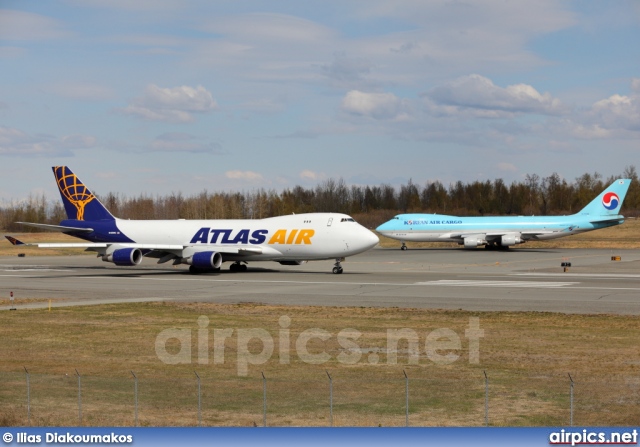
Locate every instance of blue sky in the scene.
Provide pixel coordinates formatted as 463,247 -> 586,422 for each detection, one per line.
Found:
1,0 -> 639,202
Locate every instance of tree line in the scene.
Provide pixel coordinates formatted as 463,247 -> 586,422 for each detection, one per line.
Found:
1,167 -> 638,232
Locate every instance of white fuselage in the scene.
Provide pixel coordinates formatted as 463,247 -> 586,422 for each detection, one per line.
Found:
110,213 -> 379,262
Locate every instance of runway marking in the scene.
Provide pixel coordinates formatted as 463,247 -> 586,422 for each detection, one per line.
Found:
72,275 -> 579,289
513,273 -> 640,279
415,280 -> 578,288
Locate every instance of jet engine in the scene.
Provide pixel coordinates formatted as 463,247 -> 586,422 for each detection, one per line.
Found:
102,248 -> 143,266
500,233 -> 523,246
463,236 -> 485,248
186,251 -> 223,270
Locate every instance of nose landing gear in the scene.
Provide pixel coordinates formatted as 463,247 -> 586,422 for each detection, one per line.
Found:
332,258 -> 344,274
400,242 -> 407,250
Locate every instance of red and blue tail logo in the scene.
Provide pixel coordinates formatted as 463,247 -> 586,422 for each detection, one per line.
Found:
602,192 -> 620,211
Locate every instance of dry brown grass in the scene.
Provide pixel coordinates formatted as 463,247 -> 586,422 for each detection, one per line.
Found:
1,302 -> 639,426
0,232 -> 94,256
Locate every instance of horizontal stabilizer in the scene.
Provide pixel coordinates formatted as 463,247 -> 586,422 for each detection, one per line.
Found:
5,235 -> 25,246
16,222 -> 94,233
590,216 -> 625,224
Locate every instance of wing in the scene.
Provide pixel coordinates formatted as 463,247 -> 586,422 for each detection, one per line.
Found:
5,236 -> 267,263
145,244 -> 264,262
489,230 -> 560,241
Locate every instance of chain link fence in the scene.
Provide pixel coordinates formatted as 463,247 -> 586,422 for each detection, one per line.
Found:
1,370 -> 639,427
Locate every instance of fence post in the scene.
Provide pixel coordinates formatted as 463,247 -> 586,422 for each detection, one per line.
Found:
195,371 -> 201,427
483,371 -> 489,427
131,371 -> 138,427
261,372 -> 267,427
326,370 -> 333,427
568,373 -> 574,427
75,369 -> 82,426
403,370 -> 409,427
24,367 -> 30,426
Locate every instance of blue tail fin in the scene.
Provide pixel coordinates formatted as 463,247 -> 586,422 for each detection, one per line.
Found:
577,178 -> 631,217
53,166 -> 114,221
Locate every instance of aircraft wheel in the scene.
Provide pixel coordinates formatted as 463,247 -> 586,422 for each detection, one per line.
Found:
401,245 -> 407,251
332,266 -> 343,274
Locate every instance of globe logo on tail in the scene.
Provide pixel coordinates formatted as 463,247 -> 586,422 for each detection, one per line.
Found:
54,166 -> 95,220
602,192 -> 620,211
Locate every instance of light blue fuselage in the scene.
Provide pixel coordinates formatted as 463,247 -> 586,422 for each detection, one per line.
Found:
376,178 -> 630,248
376,214 -> 621,243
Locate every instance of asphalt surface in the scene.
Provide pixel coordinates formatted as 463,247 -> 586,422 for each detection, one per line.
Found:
1,247 -> 640,314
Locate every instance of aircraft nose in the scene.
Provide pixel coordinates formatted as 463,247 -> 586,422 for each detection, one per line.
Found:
361,227 -> 379,248
375,220 -> 391,234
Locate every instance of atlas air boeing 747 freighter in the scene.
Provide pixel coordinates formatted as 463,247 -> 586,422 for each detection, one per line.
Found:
5,167 -> 379,273
376,178 -> 631,250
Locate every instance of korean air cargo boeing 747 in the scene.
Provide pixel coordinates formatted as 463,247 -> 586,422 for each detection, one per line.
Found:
5,167 -> 379,273
376,178 -> 631,250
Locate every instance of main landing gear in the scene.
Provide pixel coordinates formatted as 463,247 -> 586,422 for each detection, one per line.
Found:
400,242 -> 407,251
484,243 -> 509,251
229,262 -> 248,272
332,258 -> 344,274
189,265 -> 220,274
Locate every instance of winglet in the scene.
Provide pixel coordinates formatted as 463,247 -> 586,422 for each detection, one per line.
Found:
5,236 -> 26,246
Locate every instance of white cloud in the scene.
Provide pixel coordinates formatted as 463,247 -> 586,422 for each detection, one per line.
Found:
497,163 -> 518,173
201,12 -> 335,44
0,126 -> 95,156
299,170 -> 325,181
122,84 -> 217,123
424,74 -> 567,117
225,170 -> 264,181
0,10 -> 70,40
341,90 -> 410,120
567,80 -> 640,138
148,133 -> 223,153
60,135 -> 97,149
66,0 -> 183,12
358,0 -> 575,33
588,94 -> 640,131
320,52 -> 372,84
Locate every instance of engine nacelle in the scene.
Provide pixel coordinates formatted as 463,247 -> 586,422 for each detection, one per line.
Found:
186,251 -> 223,270
278,260 -> 308,266
102,248 -> 142,266
500,233 -> 523,246
463,237 -> 484,249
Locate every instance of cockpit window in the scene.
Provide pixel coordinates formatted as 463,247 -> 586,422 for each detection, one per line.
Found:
340,218 -> 356,222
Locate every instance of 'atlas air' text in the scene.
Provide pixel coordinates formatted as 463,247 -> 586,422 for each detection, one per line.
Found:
190,228 -> 315,245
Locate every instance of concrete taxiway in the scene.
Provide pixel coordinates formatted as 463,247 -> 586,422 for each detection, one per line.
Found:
1,247 -> 640,314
